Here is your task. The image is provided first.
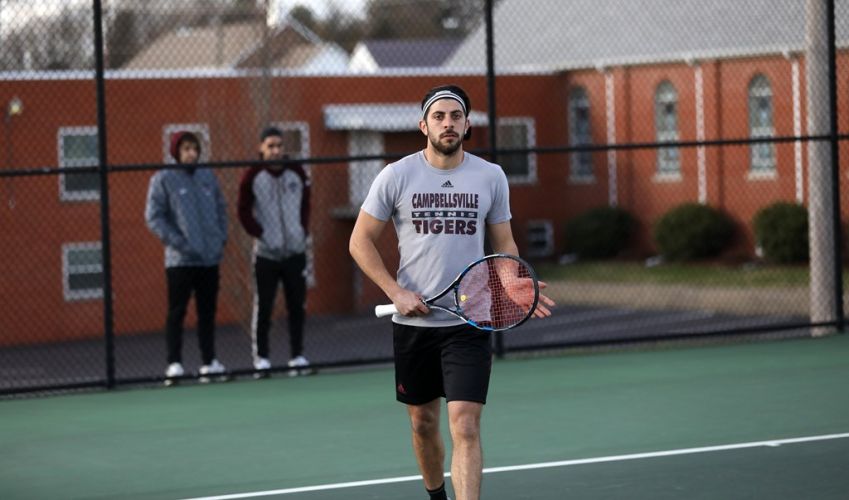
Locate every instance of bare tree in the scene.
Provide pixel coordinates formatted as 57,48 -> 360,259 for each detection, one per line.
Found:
0,5 -> 92,71
362,0 -> 494,40
286,0 -> 492,53
222,0 -> 264,23
440,0 -> 495,35
289,4 -> 319,32
106,8 -> 138,69
365,0 -> 445,39
316,3 -> 366,52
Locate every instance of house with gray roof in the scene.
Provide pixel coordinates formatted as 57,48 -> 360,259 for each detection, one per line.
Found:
123,17 -> 348,72
348,38 -> 463,73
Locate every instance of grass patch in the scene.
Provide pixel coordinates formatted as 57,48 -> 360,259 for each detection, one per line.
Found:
535,261 -> 816,287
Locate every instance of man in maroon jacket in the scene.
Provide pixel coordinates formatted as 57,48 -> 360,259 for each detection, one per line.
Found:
237,126 -> 311,377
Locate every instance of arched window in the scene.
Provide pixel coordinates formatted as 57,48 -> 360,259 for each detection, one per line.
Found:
748,74 -> 776,172
568,86 -> 593,179
655,81 -> 680,174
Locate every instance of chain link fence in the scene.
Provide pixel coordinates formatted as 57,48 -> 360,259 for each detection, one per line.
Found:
1,0 -> 847,395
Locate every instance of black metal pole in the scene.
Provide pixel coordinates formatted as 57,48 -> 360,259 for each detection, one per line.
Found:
826,0 -> 844,332
93,0 -> 116,388
483,0 -> 506,357
484,0 -> 498,168
485,0 -> 496,166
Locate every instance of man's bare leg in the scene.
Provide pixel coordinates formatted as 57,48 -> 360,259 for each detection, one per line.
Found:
408,399 -> 446,490
447,400 -> 483,500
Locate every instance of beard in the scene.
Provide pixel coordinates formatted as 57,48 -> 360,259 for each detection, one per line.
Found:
429,132 -> 463,156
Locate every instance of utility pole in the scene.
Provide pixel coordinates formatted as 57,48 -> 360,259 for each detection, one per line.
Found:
805,0 -> 842,336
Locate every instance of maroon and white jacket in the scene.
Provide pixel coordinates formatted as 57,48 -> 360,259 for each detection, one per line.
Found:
237,164 -> 310,260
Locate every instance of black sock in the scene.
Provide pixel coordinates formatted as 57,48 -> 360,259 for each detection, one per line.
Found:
426,482 -> 448,500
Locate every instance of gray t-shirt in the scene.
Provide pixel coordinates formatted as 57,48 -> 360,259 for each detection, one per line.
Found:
361,151 -> 512,327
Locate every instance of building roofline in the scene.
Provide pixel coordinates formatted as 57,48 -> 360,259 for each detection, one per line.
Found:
0,66 -> 488,81
1,42 -> 845,81
457,41 -> 848,75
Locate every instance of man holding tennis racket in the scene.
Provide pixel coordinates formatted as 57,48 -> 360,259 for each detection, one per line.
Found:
349,84 -> 554,500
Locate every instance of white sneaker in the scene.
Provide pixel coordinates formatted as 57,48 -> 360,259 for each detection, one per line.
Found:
164,362 -> 184,386
199,359 -> 227,383
254,357 -> 271,370
287,355 -> 311,377
253,357 -> 271,379
165,362 -> 184,378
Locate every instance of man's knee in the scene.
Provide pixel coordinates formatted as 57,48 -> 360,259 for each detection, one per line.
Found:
449,408 -> 482,443
408,406 -> 440,437
451,420 -> 480,443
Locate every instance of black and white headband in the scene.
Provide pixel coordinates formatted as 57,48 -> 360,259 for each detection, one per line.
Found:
421,90 -> 467,119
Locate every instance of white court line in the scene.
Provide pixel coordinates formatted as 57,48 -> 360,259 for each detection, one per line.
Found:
180,432 -> 849,500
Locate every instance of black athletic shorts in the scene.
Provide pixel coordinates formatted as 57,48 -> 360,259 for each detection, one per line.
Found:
393,322 -> 493,405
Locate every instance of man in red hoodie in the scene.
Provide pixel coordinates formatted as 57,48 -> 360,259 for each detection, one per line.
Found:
237,126 -> 311,377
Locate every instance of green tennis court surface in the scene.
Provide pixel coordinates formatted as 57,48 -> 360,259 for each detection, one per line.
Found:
3,334 -> 848,499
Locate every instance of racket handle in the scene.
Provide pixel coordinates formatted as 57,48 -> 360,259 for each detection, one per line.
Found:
374,304 -> 398,318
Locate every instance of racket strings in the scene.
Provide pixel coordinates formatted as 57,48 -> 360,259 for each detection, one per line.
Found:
457,257 -> 537,330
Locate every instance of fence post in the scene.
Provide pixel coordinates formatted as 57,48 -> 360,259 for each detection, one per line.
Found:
93,0 -> 116,387
484,0 -> 506,357
805,0 -> 843,336
825,0 -> 844,333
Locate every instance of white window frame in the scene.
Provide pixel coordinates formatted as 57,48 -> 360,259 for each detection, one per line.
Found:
58,126 -> 100,202
654,81 -> 681,177
568,86 -> 595,183
270,121 -> 311,161
748,74 -> 777,176
497,117 -> 537,185
526,219 -> 554,258
62,241 -> 103,301
162,123 -> 211,164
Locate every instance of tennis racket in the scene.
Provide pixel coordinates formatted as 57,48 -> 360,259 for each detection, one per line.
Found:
374,254 -> 539,332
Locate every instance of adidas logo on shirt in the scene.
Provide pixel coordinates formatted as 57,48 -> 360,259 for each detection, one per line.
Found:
441,180 -> 454,188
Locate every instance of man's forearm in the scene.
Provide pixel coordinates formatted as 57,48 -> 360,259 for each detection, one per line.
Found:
349,237 -> 402,299
492,239 -> 518,257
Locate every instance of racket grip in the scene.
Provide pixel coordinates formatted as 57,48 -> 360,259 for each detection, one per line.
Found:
374,304 -> 399,318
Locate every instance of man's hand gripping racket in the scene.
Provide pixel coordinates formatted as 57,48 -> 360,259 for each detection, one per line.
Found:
375,254 -> 555,332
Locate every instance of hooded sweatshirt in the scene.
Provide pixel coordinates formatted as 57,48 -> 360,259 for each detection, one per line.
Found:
145,131 -> 228,267
237,161 -> 310,260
